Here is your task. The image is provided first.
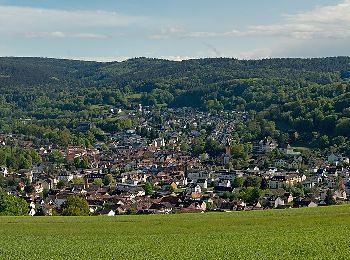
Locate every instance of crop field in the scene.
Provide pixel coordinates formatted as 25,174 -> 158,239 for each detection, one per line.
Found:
1,206 -> 350,260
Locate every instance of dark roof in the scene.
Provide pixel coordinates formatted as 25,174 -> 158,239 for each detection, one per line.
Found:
214,186 -> 233,192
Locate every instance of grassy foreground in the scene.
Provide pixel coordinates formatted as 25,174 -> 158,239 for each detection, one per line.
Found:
0,206 -> 350,260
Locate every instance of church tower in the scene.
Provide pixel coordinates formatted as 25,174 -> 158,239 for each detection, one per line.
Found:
223,138 -> 231,165
225,138 -> 231,156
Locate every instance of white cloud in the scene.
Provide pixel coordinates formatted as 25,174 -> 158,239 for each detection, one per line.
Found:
25,31 -> 109,39
149,27 -> 243,40
0,5 -> 147,37
286,0 -> 350,24
150,0 -> 350,40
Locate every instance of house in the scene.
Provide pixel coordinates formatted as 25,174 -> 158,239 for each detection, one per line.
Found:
326,167 -> 338,177
252,201 -> 263,210
58,171 -> 74,182
0,166 -> 8,177
29,201 -> 36,216
253,138 -> 278,155
217,180 -> 231,188
41,204 -> 54,216
303,181 -> 317,189
273,197 -> 285,208
33,182 -> 44,193
170,182 -> 178,190
279,143 -> 291,154
186,183 -> 202,194
288,161 -> 301,170
269,174 -> 302,189
275,159 -> 287,169
148,203 -> 173,214
284,193 -> 294,203
187,170 -> 211,181
100,208 -> 116,216
196,179 -> 208,189
76,122 -> 94,132
190,192 -> 201,200
179,201 -> 207,213
294,200 -> 317,208
279,143 -> 301,156
327,154 -> 339,164
215,170 -> 242,182
127,187 -> 146,197
334,190 -> 347,200
214,186 -> 233,194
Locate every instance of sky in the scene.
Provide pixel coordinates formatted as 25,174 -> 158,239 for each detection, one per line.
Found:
0,0 -> 349,61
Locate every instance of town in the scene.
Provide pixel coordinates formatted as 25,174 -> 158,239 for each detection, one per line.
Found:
0,106 -> 349,216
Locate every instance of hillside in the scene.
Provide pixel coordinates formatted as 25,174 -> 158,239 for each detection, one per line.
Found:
0,206 -> 349,259
0,56 -> 350,152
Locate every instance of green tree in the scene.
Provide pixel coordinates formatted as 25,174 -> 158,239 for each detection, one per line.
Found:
244,176 -> 262,188
232,177 -> 244,188
103,174 -> 114,186
242,187 -> 261,204
0,190 -> 28,216
143,182 -> 154,195
180,142 -> 189,152
0,175 -> 5,188
47,151 -> 65,164
93,178 -> 103,187
56,180 -> 68,189
61,195 -> 90,216
260,177 -> 269,190
72,177 -> 84,185
324,189 -> 336,205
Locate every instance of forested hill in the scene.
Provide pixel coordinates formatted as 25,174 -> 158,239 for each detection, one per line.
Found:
0,56 -> 350,152
1,57 -> 350,86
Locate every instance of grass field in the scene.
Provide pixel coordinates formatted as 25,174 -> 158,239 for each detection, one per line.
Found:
1,206 -> 350,260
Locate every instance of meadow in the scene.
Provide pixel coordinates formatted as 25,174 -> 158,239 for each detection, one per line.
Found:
0,206 -> 349,260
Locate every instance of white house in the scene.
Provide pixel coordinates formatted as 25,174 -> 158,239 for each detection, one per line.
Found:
196,179 -> 208,189
58,171 -> 74,182
274,197 -> 285,208
0,166 -> 8,177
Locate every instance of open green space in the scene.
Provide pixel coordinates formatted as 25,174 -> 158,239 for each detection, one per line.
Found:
0,206 -> 349,259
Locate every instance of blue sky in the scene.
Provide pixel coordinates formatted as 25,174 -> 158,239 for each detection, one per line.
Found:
0,0 -> 349,61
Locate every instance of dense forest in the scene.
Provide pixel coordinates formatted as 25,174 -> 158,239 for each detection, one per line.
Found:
0,56 -> 350,154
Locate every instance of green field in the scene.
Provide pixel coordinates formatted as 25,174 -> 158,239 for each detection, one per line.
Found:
1,206 -> 350,260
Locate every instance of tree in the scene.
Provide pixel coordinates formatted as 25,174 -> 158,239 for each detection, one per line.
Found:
61,195 -> 90,216
260,177 -> 269,190
292,187 -> 305,199
0,175 -> 5,188
244,176 -> 262,188
59,128 -> 71,146
242,187 -> 261,204
56,180 -> 68,189
232,177 -> 244,188
143,182 -> 154,195
72,177 -> 84,185
42,188 -> 49,198
47,151 -> 65,164
103,174 -> 114,186
0,190 -> 28,215
93,178 -> 103,187
180,142 -> 189,152
324,189 -> 336,205
24,185 -> 35,193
